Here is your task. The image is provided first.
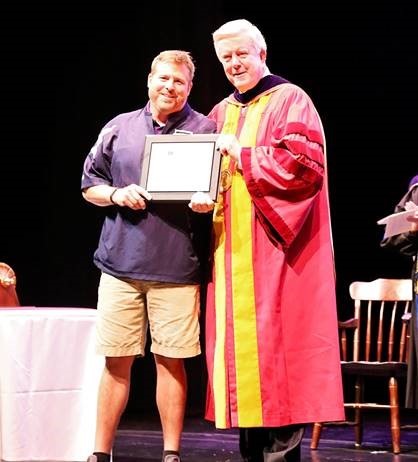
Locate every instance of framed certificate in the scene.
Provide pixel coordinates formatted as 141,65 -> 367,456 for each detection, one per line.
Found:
140,134 -> 221,201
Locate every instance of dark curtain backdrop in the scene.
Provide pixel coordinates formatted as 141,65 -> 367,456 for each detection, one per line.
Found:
2,0 -> 417,415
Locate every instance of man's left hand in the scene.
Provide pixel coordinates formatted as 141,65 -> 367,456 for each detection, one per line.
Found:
188,192 -> 215,213
216,134 -> 241,164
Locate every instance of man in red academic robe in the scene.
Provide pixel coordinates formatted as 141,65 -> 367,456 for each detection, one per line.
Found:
190,18 -> 344,462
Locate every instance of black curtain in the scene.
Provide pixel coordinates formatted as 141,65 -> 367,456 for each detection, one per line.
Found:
2,0 -> 417,414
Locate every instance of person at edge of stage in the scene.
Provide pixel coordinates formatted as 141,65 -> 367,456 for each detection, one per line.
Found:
81,50 -> 216,462
189,19 -> 345,462
381,174 -> 418,410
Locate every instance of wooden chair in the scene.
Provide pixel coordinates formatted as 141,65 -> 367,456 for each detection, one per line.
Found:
310,278 -> 414,454
0,262 -> 20,307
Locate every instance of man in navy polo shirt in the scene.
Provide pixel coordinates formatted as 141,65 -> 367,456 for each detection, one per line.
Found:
81,50 -> 216,462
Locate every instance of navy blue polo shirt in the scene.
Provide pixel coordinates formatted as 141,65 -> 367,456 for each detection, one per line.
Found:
81,103 -> 216,283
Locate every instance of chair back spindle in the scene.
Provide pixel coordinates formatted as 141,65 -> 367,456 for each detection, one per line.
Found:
311,278 -> 415,454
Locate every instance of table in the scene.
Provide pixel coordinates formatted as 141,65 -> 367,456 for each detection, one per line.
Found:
0,307 -> 104,462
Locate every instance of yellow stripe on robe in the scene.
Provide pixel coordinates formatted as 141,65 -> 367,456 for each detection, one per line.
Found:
231,95 -> 271,427
212,95 -> 272,428
212,103 -> 240,428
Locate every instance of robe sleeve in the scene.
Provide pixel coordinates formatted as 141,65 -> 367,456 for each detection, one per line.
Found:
241,85 -> 326,248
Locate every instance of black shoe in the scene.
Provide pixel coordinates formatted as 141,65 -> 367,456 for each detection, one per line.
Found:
162,454 -> 181,462
87,453 -> 111,462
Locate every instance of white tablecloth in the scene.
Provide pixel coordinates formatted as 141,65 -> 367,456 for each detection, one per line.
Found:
0,307 -> 104,462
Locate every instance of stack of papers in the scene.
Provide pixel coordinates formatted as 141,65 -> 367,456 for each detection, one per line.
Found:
377,209 -> 417,238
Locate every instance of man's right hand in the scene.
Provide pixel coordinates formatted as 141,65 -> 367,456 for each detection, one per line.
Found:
404,201 -> 418,231
111,184 -> 152,210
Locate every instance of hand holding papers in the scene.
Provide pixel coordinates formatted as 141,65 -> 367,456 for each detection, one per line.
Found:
378,202 -> 418,238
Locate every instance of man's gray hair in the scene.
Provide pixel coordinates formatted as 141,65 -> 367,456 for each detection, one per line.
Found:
212,19 -> 267,52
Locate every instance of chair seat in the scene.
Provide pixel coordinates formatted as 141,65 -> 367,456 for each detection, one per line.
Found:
341,361 -> 407,377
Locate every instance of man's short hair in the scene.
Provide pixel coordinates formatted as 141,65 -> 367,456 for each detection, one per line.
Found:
150,50 -> 195,80
212,19 -> 267,53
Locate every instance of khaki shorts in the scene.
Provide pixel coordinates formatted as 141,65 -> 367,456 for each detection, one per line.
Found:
96,272 -> 201,358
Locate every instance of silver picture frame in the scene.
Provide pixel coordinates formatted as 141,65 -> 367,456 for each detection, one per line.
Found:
140,134 -> 221,201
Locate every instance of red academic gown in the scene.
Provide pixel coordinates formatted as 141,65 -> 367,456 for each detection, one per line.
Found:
205,82 -> 345,429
